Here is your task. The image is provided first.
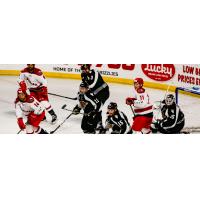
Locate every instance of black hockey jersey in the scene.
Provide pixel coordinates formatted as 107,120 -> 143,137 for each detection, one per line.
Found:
78,90 -> 102,115
81,69 -> 108,95
105,111 -> 131,134
160,102 -> 185,132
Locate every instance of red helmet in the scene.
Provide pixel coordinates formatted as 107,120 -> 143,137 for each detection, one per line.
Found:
134,78 -> 144,86
17,88 -> 27,102
17,88 -> 24,95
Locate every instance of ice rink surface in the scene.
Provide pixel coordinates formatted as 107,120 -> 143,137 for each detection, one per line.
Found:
0,76 -> 200,134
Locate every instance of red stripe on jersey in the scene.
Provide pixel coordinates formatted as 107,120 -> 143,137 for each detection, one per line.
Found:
46,105 -> 52,111
134,106 -> 153,113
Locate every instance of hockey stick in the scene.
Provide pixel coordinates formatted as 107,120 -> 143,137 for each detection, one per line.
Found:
61,104 -> 83,115
48,92 -> 77,100
17,122 -> 28,134
182,127 -> 200,133
17,129 -> 23,134
184,126 -> 200,129
164,84 -> 172,98
129,105 -> 135,116
50,112 -> 74,134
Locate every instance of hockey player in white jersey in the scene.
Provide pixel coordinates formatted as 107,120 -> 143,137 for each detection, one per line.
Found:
15,88 -> 49,134
18,64 -> 57,123
126,78 -> 153,134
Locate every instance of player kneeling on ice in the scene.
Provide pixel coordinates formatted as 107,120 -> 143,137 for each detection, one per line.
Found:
15,88 -> 49,134
18,64 -> 57,123
126,78 -> 153,134
104,102 -> 132,134
73,82 -> 102,134
151,94 -> 185,134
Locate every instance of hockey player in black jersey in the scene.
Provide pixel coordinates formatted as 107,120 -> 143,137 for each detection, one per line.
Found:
151,94 -> 185,134
80,64 -> 110,104
104,102 -> 132,134
73,82 -> 102,134
80,64 -> 110,130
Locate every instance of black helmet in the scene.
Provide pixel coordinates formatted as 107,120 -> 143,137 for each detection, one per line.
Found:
108,102 -> 117,110
81,64 -> 91,71
80,82 -> 89,88
165,94 -> 175,106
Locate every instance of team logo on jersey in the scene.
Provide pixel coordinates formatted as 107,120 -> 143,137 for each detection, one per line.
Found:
141,64 -> 175,81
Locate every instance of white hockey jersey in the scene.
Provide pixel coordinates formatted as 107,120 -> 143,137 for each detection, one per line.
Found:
132,88 -> 153,115
18,67 -> 47,89
15,95 -> 45,118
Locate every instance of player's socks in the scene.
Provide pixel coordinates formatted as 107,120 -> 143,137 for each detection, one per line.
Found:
48,109 -> 57,123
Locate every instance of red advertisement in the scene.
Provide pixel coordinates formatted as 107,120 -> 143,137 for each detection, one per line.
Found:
141,64 -> 175,81
79,64 -> 135,71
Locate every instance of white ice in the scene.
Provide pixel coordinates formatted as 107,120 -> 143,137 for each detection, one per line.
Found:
0,76 -> 200,134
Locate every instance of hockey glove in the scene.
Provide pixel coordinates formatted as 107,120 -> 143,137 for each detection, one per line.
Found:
30,86 -> 46,93
73,105 -> 81,115
126,97 -> 136,105
79,101 -> 87,109
17,118 -> 26,130
19,81 -> 27,93
153,120 -> 161,128
38,86 -> 48,95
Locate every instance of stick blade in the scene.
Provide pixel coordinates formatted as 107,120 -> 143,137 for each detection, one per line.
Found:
61,104 -> 67,109
50,131 -> 55,134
